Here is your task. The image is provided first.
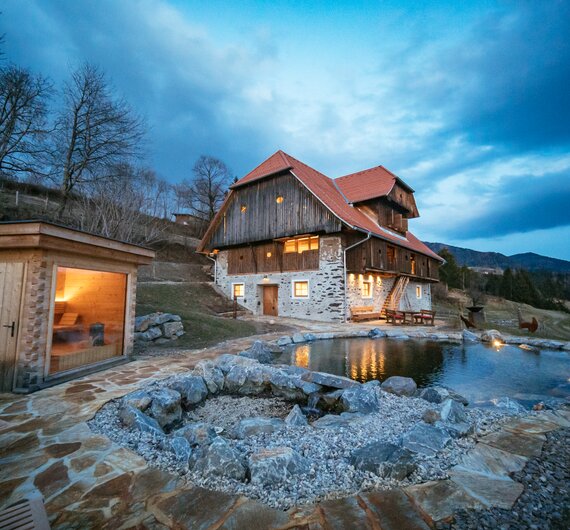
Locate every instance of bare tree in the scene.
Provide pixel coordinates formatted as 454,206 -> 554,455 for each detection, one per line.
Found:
76,163 -> 167,245
190,155 -> 232,220
51,63 -> 145,214
0,65 -> 51,178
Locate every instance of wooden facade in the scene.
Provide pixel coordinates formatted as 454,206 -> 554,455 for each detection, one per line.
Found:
345,233 -> 439,281
227,240 -> 319,275
207,173 -> 342,249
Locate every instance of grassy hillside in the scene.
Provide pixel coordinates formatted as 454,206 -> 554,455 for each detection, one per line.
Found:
135,282 -> 259,350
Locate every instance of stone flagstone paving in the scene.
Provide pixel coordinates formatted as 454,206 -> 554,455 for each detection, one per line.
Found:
0,325 -> 569,529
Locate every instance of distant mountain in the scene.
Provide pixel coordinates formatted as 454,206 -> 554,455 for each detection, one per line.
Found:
425,243 -> 570,273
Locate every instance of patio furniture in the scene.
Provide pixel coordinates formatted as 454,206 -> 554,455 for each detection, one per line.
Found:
350,306 -> 383,322
385,309 -> 405,324
0,494 -> 50,529
413,310 -> 436,326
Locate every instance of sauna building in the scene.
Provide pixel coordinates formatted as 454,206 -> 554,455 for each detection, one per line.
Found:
0,221 -> 154,393
198,150 -> 443,323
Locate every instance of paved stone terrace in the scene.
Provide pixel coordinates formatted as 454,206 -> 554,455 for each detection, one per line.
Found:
0,320 -> 568,529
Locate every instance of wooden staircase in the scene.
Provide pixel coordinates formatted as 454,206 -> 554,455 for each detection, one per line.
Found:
381,276 -> 410,315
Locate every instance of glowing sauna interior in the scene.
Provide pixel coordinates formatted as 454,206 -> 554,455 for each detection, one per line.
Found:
49,267 -> 128,374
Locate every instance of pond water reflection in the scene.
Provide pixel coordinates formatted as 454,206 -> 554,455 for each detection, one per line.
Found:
273,338 -> 570,407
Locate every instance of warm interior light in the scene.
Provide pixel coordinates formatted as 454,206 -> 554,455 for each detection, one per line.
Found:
266,252 -> 272,258
276,195 -> 284,204
240,205 -> 247,213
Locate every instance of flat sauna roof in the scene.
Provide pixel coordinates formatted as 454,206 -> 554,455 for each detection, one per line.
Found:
0,220 -> 155,264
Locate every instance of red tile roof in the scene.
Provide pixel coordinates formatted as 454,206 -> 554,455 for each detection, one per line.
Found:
336,166 -> 398,203
231,150 -> 443,262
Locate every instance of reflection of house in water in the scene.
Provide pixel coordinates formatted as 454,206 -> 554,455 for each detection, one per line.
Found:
286,338 -> 446,386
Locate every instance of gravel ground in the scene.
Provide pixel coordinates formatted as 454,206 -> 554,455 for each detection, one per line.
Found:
443,427 -> 570,530
186,395 -> 291,431
90,388 -> 514,509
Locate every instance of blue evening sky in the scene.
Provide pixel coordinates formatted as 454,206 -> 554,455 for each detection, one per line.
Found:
3,0 -> 570,258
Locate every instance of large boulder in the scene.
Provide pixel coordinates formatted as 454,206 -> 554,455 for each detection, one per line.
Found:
315,389 -> 345,412
462,330 -> 479,342
249,447 -> 309,485
350,441 -> 416,480
123,390 -> 152,412
368,328 -> 387,339
234,417 -> 285,439
162,321 -> 185,339
285,405 -> 309,427
193,360 -> 225,394
480,329 -> 504,343
241,365 -> 276,395
269,370 -> 321,400
238,340 -> 276,364
301,371 -> 359,390
168,375 -> 208,408
139,326 -> 163,342
169,436 -> 192,463
402,423 -> 451,457
417,386 -> 469,406
381,376 -> 417,397
191,437 -> 246,481
215,354 -> 258,374
173,422 -> 218,447
277,336 -> 292,346
118,405 -> 164,437
340,381 -> 381,413
440,398 -> 468,424
134,315 -> 152,332
148,388 -> 182,429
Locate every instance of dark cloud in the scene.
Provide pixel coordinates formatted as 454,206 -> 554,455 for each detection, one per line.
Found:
447,169 -> 570,239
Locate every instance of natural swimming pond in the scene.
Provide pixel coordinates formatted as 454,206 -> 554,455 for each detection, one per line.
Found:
273,338 -> 570,408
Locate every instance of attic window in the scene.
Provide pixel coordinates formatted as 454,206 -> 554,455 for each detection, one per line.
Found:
276,195 -> 284,204
240,205 -> 247,213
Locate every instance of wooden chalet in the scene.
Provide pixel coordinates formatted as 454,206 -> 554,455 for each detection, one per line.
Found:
198,151 -> 443,322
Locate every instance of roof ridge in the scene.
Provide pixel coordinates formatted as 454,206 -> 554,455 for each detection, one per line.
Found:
280,151 -> 333,181
337,165 -> 392,181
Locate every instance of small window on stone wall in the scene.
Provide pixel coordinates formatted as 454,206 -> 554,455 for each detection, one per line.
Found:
233,283 -> 245,298
362,281 -> 373,299
416,286 -> 422,299
292,280 -> 309,298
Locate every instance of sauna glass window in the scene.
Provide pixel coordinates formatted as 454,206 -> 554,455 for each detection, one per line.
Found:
49,266 -> 127,375
233,283 -> 244,298
416,286 -> 422,299
362,281 -> 373,299
283,236 -> 319,254
292,280 -> 309,298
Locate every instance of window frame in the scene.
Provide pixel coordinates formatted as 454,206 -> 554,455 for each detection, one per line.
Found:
283,236 -> 319,254
232,282 -> 245,299
416,285 -> 422,299
291,279 -> 310,299
361,280 -> 373,299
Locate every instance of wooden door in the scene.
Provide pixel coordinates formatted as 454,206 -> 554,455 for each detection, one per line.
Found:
263,285 -> 278,316
0,262 -> 25,392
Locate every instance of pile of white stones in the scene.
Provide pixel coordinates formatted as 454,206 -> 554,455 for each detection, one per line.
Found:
90,340 -> 520,509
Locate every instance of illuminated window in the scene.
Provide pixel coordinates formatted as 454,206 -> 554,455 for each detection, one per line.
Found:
416,286 -> 422,299
240,205 -> 247,213
233,283 -> 244,298
297,238 -> 310,253
266,251 -> 272,258
283,236 -> 319,254
292,280 -> 309,298
362,281 -> 373,299
276,195 -> 284,204
49,266 -> 127,375
410,254 -> 416,275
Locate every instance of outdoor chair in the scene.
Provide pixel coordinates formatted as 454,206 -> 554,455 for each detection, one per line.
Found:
413,309 -> 436,326
385,309 -> 404,324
